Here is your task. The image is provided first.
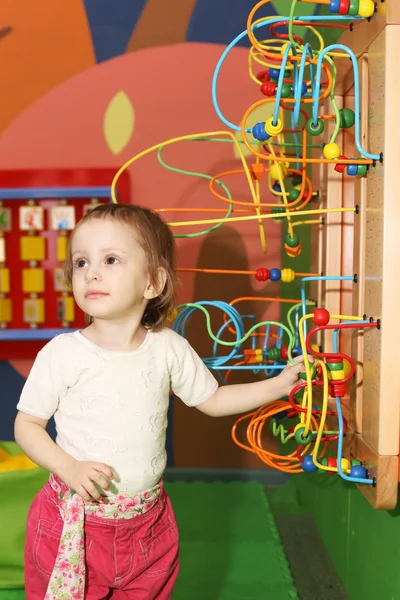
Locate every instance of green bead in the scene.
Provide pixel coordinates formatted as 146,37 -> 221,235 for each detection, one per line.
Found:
268,347 -> 281,361
272,206 -> 286,221
318,457 -> 328,473
291,176 -> 302,187
357,163 -> 368,177
326,362 -> 344,371
351,459 -> 362,466
339,108 -> 355,129
289,189 -> 300,202
294,426 -> 313,446
348,0 -> 360,16
284,233 -> 299,248
299,365 -> 318,380
284,69 -> 291,78
270,77 -> 278,84
306,118 -> 324,136
281,83 -> 291,98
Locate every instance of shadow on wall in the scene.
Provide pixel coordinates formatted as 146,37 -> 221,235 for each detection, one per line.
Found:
172,224 -> 282,470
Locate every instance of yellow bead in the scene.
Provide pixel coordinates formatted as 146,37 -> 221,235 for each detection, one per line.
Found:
270,162 -> 288,181
311,344 -> 319,353
281,268 -> 295,283
265,117 -> 284,137
341,458 -> 351,473
343,359 -> 352,378
255,348 -> 263,362
323,143 -> 341,160
358,0 -> 375,18
331,369 -> 346,381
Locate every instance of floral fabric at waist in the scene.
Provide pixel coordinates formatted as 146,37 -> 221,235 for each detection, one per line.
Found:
45,473 -> 161,600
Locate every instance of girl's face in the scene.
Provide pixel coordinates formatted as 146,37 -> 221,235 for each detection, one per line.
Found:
71,219 -> 158,323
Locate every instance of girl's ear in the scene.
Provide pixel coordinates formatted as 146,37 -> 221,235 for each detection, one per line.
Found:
144,267 -> 167,300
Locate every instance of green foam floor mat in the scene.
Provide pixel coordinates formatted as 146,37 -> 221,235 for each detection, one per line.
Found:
166,481 -> 298,599
0,481 -> 298,600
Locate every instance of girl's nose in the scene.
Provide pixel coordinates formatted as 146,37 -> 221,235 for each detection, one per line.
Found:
84,266 -> 101,282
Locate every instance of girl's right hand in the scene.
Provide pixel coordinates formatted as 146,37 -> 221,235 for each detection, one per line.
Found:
59,460 -> 115,501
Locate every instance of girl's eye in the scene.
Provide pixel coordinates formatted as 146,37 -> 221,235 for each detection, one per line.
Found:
75,259 -> 87,268
105,256 -> 119,265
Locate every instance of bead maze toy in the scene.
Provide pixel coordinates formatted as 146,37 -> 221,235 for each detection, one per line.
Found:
109,0 -> 400,510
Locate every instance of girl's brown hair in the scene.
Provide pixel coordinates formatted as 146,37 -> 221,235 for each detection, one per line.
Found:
64,203 -> 177,330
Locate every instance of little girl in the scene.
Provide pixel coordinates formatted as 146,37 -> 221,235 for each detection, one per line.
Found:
15,203 -> 308,600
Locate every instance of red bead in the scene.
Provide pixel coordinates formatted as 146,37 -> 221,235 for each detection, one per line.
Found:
316,364 -> 323,378
338,0 -> 350,14
261,81 -> 276,96
327,457 -> 337,475
256,70 -> 270,83
332,383 -> 346,397
287,427 -> 295,434
313,308 -> 330,326
334,155 -> 347,173
300,188 -> 309,201
281,345 -> 288,360
286,410 -> 298,419
255,268 -> 270,281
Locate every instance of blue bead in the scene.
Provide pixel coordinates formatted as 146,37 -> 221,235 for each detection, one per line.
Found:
252,122 -> 271,142
292,346 -> 303,357
301,81 -> 308,96
301,456 -> 318,473
275,410 -> 287,421
329,0 -> 340,12
269,68 -> 280,79
350,465 -> 367,479
272,183 -> 282,192
270,268 -> 281,282
347,164 -> 358,176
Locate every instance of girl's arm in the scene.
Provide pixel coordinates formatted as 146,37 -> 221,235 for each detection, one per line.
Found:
196,356 -> 308,417
14,411 -> 76,477
14,411 -> 114,501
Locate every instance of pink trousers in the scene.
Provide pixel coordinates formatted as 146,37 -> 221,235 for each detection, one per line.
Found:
24,482 -> 180,599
